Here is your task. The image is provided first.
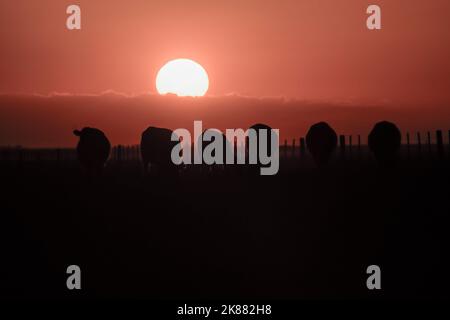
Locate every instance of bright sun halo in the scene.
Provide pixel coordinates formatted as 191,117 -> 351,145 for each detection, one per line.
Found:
156,59 -> 209,97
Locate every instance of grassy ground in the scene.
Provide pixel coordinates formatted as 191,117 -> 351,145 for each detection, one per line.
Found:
1,151 -> 449,299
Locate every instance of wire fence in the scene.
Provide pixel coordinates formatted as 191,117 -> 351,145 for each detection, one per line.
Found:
1,129 -> 449,163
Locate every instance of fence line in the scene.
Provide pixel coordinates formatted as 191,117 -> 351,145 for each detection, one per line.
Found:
1,129 -> 449,163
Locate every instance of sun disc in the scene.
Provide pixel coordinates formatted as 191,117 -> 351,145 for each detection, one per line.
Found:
156,59 -> 209,97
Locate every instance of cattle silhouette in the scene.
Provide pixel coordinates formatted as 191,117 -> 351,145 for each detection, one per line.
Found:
248,123 -> 275,156
197,129 -> 233,173
368,121 -> 401,166
73,127 -> 111,175
306,122 -> 337,167
140,126 -> 179,175
246,123 -> 278,175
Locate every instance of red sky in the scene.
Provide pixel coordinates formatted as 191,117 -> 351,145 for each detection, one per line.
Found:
1,0 -> 450,102
0,1 -> 449,146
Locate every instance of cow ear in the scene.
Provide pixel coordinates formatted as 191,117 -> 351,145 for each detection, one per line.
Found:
73,130 -> 82,136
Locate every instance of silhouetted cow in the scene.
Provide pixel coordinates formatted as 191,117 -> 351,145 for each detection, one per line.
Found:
197,129 -> 233,173
248,123 -> 275,157
306,122 -> 337,167
368,121 -> 401,166
73,127 -> 111,175
140,126 -> 179,174
246,123 -> 278,175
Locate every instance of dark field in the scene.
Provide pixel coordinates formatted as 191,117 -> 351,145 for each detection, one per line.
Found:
1,148 -> 449,299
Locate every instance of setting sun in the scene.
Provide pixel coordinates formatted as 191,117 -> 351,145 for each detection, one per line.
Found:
156,59 -> 209,97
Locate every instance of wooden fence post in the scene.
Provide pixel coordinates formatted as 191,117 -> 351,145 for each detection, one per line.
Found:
284,139 -> 288,158
406,132 -> 410,157
436,130 -> 444,160
417,132 -> 422,155
349,135 -> 353,157
292,139 -> 296,157
339,135 -> 346,157
118,145 -> 123,162
300,137 -> 306,157
427,131 -> 432,155
357,135 -> 361,158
